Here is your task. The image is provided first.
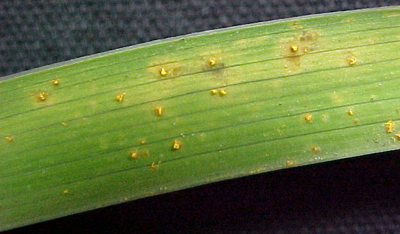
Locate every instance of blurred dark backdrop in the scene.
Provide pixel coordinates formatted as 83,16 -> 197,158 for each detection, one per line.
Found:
1,0 -> 399,76
2,1 -> 400,233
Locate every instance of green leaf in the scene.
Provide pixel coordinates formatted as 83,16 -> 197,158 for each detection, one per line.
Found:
1,6 -> 400,230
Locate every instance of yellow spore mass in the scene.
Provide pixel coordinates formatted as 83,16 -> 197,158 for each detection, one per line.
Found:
304,114 -> 313,122
385,120 -> 395,133
115,93 -> 125,102
172,140 -> 182,150
37,92 -> 47,101
159,68 -> 168,76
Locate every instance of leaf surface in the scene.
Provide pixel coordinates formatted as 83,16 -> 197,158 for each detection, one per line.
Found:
1,6 -> 400,230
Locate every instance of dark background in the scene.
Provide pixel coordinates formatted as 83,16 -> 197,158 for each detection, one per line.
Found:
2,0 -> 400,233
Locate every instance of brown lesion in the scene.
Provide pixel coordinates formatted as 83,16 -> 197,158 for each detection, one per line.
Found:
141,149 -> 150,157
281,30 -> 320,72
288,21 -> 303,30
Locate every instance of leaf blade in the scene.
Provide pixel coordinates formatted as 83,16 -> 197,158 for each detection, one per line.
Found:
1,6 -> 400,230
